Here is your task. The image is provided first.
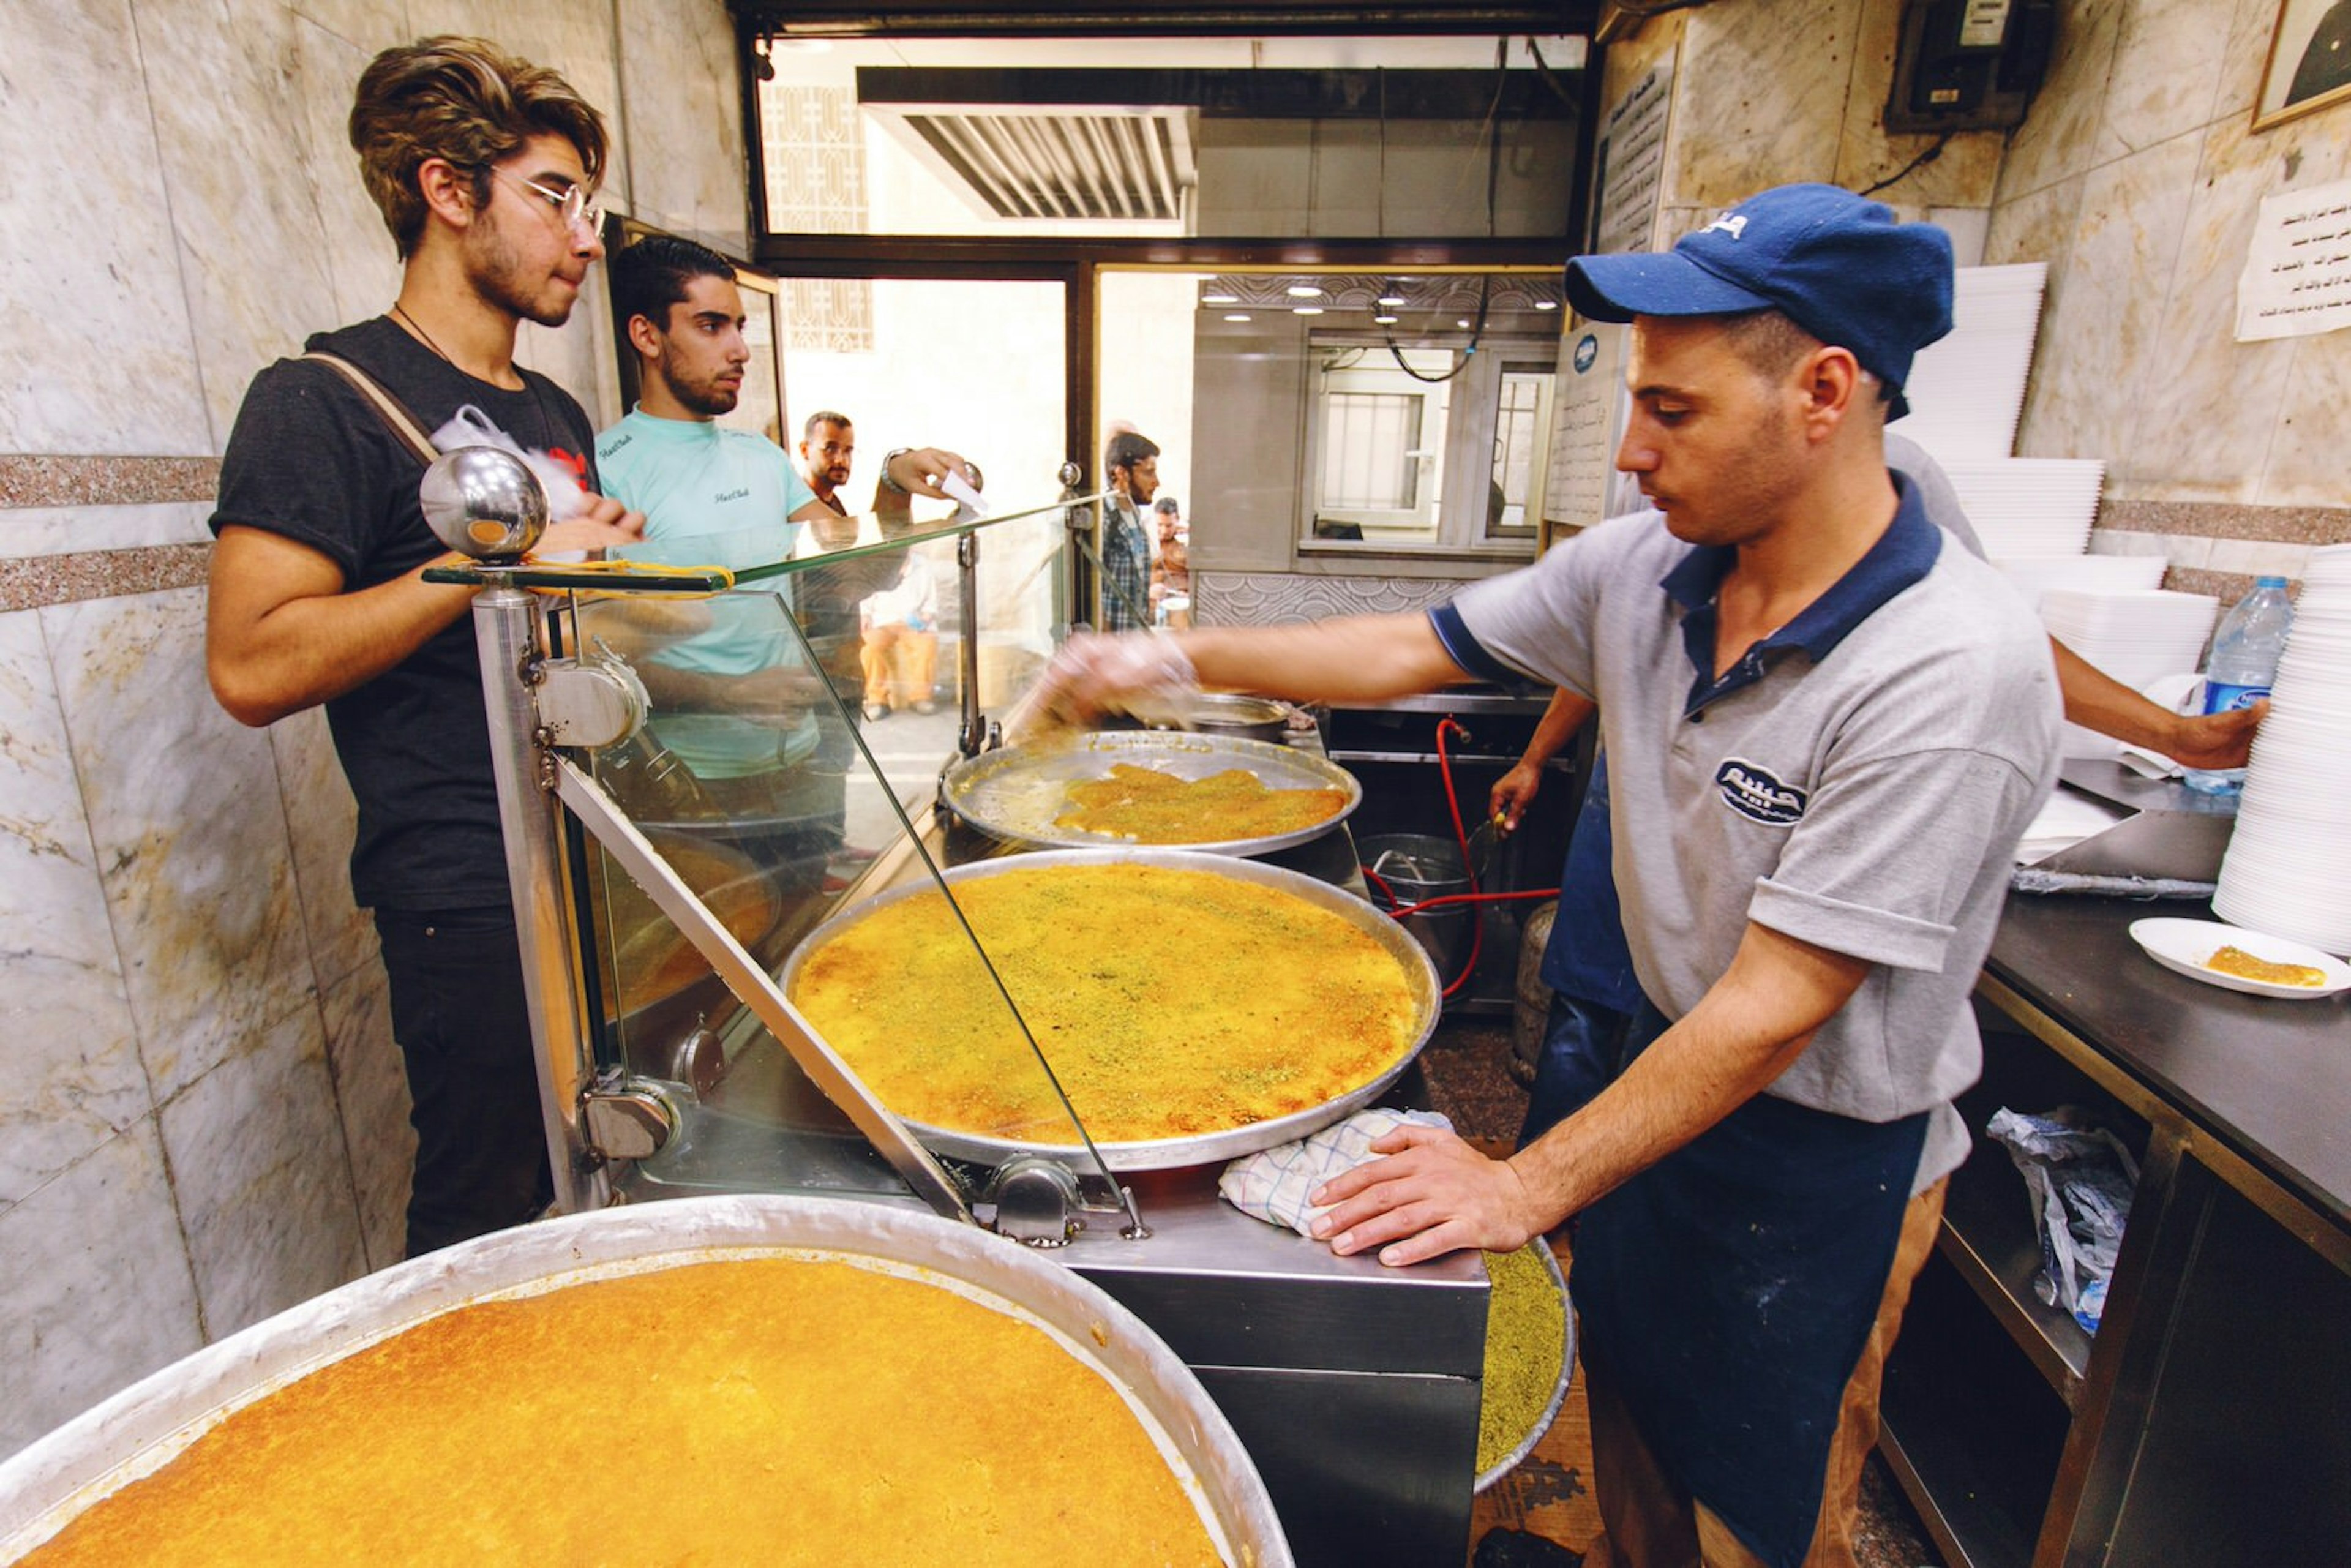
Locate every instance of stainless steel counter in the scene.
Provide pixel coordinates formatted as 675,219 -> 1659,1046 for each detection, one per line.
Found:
1880,892 -> 2351,1568
1982,894 -> 2351,1236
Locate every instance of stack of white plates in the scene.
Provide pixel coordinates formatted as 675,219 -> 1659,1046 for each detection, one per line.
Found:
1993,552 -> 2166,610
1900,263 -> 2047,460
2216,547 -> 2351,955
2039,588 -> 2219,758
1940,459 -> 2107,557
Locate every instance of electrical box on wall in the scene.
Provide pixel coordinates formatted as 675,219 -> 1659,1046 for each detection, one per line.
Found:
1885,0 -> 2056,134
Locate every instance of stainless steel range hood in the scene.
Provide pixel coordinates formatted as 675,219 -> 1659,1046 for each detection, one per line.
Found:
869,101 -> 1199,223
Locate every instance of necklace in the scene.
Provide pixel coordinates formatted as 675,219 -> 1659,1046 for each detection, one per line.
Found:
389,302 -> 457,367
390,304 -> 574,475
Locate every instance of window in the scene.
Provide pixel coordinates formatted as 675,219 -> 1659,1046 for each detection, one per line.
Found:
1302,329 -> 1557,555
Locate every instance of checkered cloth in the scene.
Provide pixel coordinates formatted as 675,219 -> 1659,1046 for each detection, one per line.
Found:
1217,1108 -> 1455,1236
1099,500 -> 1152,632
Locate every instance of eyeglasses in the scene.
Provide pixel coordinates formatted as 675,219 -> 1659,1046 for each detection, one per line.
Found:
490,167 -> 604,236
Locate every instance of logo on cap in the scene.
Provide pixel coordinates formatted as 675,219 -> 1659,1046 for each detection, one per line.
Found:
1715,759 -> 1808,826
1700,213 -> 1749,241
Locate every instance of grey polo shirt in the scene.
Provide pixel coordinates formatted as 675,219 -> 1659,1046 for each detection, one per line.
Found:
1434,475 -> 2061,1187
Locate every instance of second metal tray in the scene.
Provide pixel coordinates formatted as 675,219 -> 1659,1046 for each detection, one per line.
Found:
940,729 -> 1361,856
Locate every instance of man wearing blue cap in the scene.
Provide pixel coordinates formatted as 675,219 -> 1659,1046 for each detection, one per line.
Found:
1035,182 -> 2064,1566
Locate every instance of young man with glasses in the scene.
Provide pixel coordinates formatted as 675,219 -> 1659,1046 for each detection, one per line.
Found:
206,37 -> 643,1258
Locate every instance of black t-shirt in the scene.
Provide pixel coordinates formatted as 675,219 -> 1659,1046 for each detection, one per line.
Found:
209,317 -> 599,910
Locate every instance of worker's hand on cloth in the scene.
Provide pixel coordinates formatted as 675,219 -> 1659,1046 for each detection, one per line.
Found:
1488,759 -> 1544,834
1014,630 -> 1199,738
1308,1119 -> 1545,1267
1218,1109 -> 1454,1237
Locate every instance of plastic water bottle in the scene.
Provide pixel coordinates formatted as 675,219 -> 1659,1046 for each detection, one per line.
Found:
2183,576 -> 2294,795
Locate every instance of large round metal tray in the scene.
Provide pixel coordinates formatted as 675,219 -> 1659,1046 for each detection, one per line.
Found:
0,1196 -> 1291,1568
781,847 -> 1441,1171
940,729 -> 1361,856
1474,1240 -> 1576,1493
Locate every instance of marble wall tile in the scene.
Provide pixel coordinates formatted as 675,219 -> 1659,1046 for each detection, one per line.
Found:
0,1121 -> 203,1461
2096,0 -> 2234,160
266,704 -> 374,990
2012,132 -> 2200,467
0,503 -> 214,561
2265,320 -> 2351,506
134,0 -> 343,452
0,0 -> 215,457
2216,0 -> 2297,120
2091,527 -> 2213,569
2205,537 -> 2312,577
0,612 -> 150,1210
2107,113 -> 2330,500
283,0 -> 408,52
618,0 -> 751,257
157,1003 -> 367,1340
320,959 -> 410,1270
1671,0 -> 1861,208
1982,173 -> 2084,268
288,11 -> 407,331
42,587 -> 313,1104
1598,9 -> 1687,110
1995,0 -> 2125,204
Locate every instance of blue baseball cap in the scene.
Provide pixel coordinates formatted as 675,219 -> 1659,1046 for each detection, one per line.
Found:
1564,183 -> 1954,419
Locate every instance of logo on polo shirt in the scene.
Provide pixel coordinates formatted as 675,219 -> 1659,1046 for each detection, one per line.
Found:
713,487 -> 749,503
1715,759 -> 1807,825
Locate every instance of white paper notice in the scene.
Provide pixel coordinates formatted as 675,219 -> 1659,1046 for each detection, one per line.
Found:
2235,176 -> 2351,342
1592,51 -> 1675,257
1544,321 -> 1627,530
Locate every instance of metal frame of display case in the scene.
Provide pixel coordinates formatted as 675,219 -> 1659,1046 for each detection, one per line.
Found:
432,481 -> 1499,1566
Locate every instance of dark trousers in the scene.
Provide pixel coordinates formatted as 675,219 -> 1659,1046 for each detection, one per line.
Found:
373,906 -> 553,1258
1517,989 -> 1633,1148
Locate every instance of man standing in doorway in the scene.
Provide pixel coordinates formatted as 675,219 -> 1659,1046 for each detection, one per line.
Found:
206,37 -> 645,1257
1100,429 -> 1158,632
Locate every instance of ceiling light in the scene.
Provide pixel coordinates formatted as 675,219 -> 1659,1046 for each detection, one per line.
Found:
1457,318 -> 1472,328
1292,306 -> 1324,315
1223,313 -> 1251,322
1377,293 -> 1406,307
1373,313 -> 1399,324
1535,299 -> 1559,310
1286,285 -> 1325,298
1202,291 -> 1239,305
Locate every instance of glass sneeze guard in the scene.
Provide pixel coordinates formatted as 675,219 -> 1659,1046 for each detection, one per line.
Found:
433,487 -> 1149,1242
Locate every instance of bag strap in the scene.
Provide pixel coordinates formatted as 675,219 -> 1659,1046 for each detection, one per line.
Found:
300,351 -> 441,466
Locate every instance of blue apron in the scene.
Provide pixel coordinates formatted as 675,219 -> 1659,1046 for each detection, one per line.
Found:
1572,1001 -> 1927,1567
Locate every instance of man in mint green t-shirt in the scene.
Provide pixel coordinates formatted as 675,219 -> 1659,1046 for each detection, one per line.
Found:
593,236 -> 972,806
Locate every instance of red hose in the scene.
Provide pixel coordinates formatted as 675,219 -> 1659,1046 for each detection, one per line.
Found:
1358,718 -> 1562,1001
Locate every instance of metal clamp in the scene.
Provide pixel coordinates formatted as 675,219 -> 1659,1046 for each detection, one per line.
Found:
580,1067 -> 683,1163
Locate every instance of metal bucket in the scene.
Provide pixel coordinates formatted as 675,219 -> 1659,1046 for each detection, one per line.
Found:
1360,833 -> 1474,979
0,1196 -> 1292,1567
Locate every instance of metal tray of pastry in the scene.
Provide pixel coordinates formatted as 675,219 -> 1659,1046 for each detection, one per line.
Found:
0,1196 -> 1292,1567
779,848 -> 1440,1171
939,729 -> 1360,856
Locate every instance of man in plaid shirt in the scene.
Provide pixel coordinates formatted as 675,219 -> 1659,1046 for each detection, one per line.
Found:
1100,429 -> 1159,632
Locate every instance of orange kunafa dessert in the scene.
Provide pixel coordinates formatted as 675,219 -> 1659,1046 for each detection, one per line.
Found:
17,1256 -> 1221,1567
789,861 -> 1422,1144
1054,763 -> 1348,844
